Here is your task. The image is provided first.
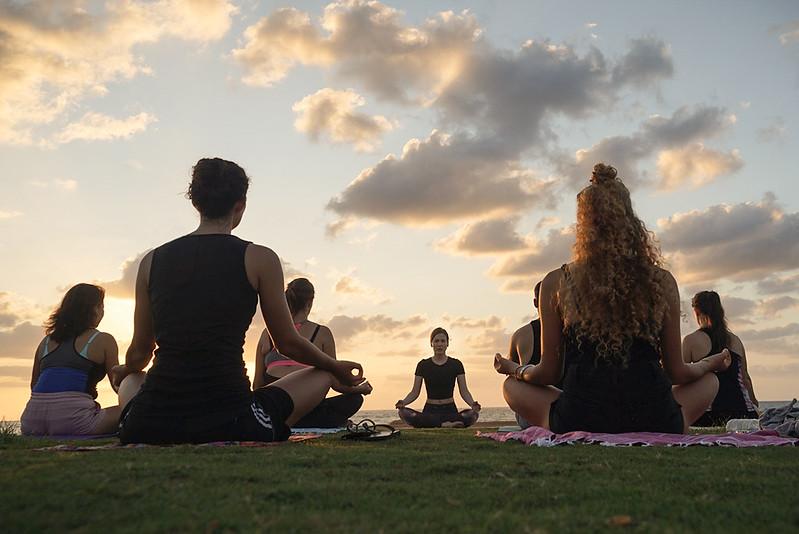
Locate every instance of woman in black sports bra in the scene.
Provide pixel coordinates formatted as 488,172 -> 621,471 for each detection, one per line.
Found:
494,163 -> 731,434
683,291 -> 758,426
396,327 -> 481,428
253,277 -> 372,427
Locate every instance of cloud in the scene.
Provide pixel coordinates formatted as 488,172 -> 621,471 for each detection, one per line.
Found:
327,130 -> 557,226
757,296 -> 799,318
488,226 -> 574,280
30,178 -> 78,190
96,250 -> 150,299
326,313 -> 426,345
775,20 -> 799,45
447,315 -> 503,329
0,293 -> 46,329
656,143 -> 743,190
332,273 -> 392,303
0,210 -> 23,220
233,2 -> 481,102
738,323 -> 799,342
54,111 -> 157,144
0,321 -> 44,358
554,105 -> 737,189
464,326 -> 510,352
756,118 -> 787,143
659,194 -> 799,283
292,88 -> 394,151
611,37 -> 673,88
435,217 -> 527,255
757,273 -> 799,295
0,0 -> 236,145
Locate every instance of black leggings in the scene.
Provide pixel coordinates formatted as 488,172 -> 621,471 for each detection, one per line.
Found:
294,393 -> 364,428
398,403 -> 479,428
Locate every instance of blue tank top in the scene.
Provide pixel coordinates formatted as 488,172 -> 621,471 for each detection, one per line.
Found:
32,332 -> 105,398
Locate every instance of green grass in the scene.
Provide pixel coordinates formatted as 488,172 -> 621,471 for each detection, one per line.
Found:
1,429 -> 797,533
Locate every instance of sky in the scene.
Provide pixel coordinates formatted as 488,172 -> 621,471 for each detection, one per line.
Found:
1,0 -> 798,419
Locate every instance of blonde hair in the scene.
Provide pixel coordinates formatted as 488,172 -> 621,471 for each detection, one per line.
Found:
558,163 -> 670,361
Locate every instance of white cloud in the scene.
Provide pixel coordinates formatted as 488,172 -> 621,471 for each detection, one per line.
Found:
757,272 -> 799,295
332,272 -> 392,303
0,0 -> 235,145
0,210 -> 23,220
656,143 -> 743,190
292,88 -> 394,151
776,20 -> 799,45
54,112 -> 157,144
96,250 -> 151,299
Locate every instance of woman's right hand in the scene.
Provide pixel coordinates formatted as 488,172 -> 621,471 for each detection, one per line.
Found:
395,400 -> 405,409
493,353 -> 519,376
706,348 -> 732,373
331,360 -> 365,387
110,364 -> 130,391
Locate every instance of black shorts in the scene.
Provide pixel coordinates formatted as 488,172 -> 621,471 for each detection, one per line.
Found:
119,385 -> 294,444
692,409 -> 758,427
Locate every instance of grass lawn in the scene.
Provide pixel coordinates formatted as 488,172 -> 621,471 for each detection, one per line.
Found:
1,428 -> 797,533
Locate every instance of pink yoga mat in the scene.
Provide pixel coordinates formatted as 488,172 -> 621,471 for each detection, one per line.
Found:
477,425 -> 799,447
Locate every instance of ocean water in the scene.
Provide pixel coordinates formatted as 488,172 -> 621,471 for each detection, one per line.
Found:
354,401 -> 793,426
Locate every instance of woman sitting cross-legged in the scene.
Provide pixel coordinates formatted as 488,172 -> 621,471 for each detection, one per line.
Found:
494,163 -> 731,434
112,158 -> 367,444
683,290 -> 759,426
396,327 -> 480,428
21,283 -> 122,436
253,277 -> 372,428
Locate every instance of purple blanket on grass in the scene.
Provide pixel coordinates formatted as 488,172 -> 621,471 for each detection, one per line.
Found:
477,425 -> 799,447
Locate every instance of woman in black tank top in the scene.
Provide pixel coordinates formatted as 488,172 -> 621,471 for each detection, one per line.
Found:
684,291 -> 759,426
112,158 -> 368,444
494,163 -> 732,434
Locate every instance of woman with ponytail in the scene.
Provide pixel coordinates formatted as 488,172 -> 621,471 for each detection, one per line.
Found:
253,278 -> 371,428
683,291 -> 759,426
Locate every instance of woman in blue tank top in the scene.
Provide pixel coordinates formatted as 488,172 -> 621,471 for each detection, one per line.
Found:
112,158 -> 368,444
21,284 -> 122,436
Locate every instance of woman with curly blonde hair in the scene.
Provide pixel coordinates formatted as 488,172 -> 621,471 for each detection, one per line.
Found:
494,163 -> 730,433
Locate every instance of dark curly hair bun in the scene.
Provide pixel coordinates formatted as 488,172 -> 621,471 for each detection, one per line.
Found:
590,162 -> 618,184
187,158 -> 249,219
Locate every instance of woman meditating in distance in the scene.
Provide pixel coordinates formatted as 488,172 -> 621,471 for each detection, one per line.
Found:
396,327 -> 481,428
253,277 -> 371,428
494,163 -> 731,433
111,158 -> 367,444
683,291 -> 758,426
21,283 -> 122,436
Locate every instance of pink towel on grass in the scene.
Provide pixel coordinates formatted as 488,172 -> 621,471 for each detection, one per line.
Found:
477,425 -> 799,447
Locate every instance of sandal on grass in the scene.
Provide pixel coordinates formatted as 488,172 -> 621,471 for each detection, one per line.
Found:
341,419 -> 400,441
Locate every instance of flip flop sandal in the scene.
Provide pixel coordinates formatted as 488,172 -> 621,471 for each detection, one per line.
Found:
341,419 -> 400,441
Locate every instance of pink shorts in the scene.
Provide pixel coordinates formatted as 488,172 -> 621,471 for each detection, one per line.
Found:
21,392 -> 105,436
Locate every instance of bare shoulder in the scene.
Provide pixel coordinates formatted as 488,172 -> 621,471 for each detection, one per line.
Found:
98,331 -> 118,348
542,266 -> 565,289
728,331 -> 745,353
245,243 -> 279,264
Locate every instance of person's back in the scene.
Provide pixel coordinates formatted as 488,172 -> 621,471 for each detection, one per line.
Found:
133,234 -> 257,424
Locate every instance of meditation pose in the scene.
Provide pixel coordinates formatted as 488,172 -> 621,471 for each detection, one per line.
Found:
505,281 -> 542,428
112,158 -> 367,444
253,277 -> 371,428
21,284 -> 122,436
683,291 -> 759,426
494,163 -> 731,433
396,327 -> 480,428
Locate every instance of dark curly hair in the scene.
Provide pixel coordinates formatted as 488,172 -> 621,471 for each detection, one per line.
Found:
186,158 -> 249,219
44,284 -> 105,342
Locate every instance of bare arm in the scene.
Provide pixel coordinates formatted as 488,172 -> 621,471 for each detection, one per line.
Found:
456,374 -> 479,410
735,337 -> 758,407
517,269 -> 564,385
318,326 -> 336,359
660,271 -> 729,384
252,329 -> 270,390
246,245 -> 362,386
397,375 -> 423,407
507,331 -> 521,365
30,339 -> 44,390
101,333 -> 120,393
113,251 -> 156,389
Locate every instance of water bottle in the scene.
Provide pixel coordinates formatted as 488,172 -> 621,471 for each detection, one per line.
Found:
726,418 -> 760,433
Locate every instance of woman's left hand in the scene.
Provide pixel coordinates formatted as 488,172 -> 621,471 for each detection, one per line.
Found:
493,353 -> 519,376
471,401 -> 481,412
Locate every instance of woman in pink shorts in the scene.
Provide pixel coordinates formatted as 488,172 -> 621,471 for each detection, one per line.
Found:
21,283 -> 122,436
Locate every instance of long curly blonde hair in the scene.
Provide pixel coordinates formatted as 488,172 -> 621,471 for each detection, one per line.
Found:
558,163 -> 670,361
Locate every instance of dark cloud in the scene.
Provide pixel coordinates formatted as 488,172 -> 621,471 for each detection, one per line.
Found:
611,37 -> 674,87
0,322 -> 43,358
758,296 -> 799,318
659,194 -> 799,283
488,226 -> 574,279
757,273 -> 799,295
327,314 -> 426,344
738,323 -> 799,342
435,217 -> 527,255
97,250 -> 150,298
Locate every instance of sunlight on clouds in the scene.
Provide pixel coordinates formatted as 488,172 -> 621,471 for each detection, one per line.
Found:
54,111 -> 157,144
657,143 -> 743,191
0,210 -> 23,220
292,89 -> 394,151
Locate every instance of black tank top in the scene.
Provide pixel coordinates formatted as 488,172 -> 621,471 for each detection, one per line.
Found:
699,328 -> 754,413
134,234 -> 258,422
